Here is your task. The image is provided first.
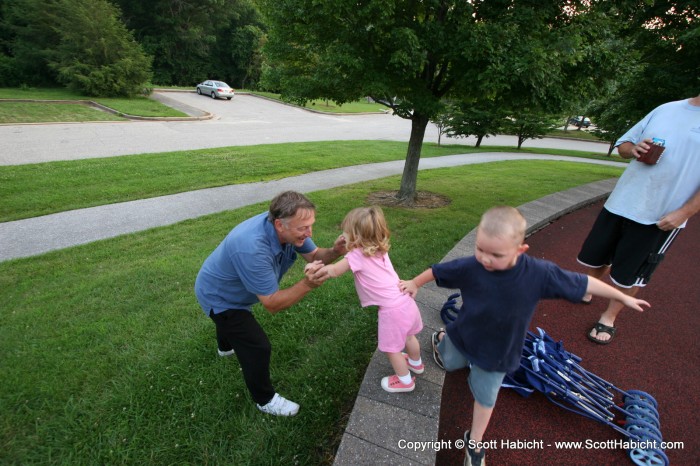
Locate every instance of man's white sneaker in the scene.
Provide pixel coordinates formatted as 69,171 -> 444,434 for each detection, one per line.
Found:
257,393 -> 300,416
217,349 -> 235,357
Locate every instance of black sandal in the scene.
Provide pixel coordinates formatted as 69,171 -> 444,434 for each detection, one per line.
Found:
431,329 -> 445,370
587,322 -> 616,345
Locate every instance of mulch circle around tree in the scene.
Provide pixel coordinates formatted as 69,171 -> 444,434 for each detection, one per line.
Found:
366,190 -> 451,209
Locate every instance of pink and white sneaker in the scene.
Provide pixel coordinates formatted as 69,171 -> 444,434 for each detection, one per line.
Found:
402,353 -> 425,374
381,374 -> 415,393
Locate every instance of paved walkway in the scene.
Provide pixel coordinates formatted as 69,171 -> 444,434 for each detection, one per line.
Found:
0,154 -> 625,262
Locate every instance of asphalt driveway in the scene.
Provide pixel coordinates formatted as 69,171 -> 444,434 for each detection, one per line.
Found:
0,92 -> 610,166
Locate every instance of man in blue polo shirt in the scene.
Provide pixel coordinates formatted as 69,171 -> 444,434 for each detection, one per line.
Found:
195,191 -> 345,416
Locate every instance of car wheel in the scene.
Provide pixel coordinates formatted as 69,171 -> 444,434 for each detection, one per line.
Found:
227,97 -> 232,100
196,88 -> 202,95
210,92 -> 217,99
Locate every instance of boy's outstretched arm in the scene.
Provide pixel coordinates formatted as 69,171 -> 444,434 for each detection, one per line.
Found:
585,276 -> 650,312
399,268 -> 436,297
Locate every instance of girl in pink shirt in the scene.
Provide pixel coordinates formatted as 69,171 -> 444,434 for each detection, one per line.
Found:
315,206 -> 424,392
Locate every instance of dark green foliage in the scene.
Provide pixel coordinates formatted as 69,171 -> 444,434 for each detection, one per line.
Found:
441,103 -> 509,148
503,112 -> 562,150
49,0 -> 152,96
622,0 -> 699,114
585,0 -> 698,153
259,0 -> 624,202
0,0 -> 62,86
115,0 -> 266,87
0,0 -> 151,95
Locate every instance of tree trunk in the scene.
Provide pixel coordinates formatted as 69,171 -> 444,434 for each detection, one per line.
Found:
476,134 -> 484,148
397,113 -> 430,204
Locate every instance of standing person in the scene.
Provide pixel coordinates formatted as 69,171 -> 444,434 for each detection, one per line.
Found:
313,206 -> 424,393
578,95 -> 700,344
194,191 -> 345,416
399,206 -> 650,466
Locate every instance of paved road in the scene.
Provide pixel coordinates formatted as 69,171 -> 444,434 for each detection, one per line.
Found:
0,92 -> 611,165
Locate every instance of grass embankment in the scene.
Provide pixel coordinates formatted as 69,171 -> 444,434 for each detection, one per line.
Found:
0,144 -> 624,464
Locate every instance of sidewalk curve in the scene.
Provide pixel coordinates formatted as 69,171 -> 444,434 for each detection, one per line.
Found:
0,154 -> 625,262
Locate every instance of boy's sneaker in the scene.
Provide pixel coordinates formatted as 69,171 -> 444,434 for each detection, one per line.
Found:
217,348 -> 235,357
402,353 -> 425,374
463,430 -> 486,466
381,374 -> 415,393
256,393 -> 300,416
431,330 -> 446,370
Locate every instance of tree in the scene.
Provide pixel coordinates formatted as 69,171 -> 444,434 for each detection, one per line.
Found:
442,102 -> 507,148
50,0 -> 152,96
503,112 -> 561,150
115,0 -> 266,88
585,1 -> 698,155
0,0 -> 63,86
261,0 -> 625,204
620,0 -> 699,117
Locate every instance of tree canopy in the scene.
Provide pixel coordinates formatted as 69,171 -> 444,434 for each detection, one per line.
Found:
260,0 -> 626,203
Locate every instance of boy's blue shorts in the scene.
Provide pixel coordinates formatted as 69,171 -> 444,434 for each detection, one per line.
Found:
438,332 -> 505,408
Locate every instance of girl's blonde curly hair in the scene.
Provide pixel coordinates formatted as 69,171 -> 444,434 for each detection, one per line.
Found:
341,206 -> 391,257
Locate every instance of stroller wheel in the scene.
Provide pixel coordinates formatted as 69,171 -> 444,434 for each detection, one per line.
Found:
624,398 -> 657,411
628,447 -> 668,466
624,390 -> 658,409
625,402 -> 660,427
625,417 -> 663,443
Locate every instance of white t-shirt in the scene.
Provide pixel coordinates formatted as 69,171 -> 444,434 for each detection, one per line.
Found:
605,98 -> 700,226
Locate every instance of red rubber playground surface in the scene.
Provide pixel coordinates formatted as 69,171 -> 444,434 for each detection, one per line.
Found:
436,200 -> 699,465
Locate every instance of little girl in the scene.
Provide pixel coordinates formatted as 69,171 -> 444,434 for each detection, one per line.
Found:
315,206 -> 424,393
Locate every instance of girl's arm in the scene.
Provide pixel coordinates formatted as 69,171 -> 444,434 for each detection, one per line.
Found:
313,257 -> 351,280
586,276 -> 650,312
399,268 -> 436,298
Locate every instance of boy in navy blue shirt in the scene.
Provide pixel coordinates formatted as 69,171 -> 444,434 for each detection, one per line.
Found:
400,206 -> 650,466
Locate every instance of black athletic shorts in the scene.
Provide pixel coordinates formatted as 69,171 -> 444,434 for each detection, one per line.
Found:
577,208 -> 680,288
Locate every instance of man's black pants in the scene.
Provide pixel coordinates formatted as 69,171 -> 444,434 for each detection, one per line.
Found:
209,309 -> 275,405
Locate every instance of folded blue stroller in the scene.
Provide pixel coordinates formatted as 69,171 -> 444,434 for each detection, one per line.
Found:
440,295 -> 668,466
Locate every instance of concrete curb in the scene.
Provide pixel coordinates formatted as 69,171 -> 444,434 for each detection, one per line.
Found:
332,178 -> 617,466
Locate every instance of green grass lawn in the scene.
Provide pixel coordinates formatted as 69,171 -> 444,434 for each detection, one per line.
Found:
0,140 -> 620,222
0,101 -> 126,123
0,87 -> 187,120
0,156 -> 623,465
251,91 -> 388,113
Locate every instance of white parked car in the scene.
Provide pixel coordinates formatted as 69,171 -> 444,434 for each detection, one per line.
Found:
196,80 -> 235,100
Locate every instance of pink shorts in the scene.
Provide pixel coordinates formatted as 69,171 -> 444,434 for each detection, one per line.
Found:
377,299 -> 423,353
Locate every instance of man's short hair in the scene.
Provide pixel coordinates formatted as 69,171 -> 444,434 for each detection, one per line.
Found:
268,191 -> 316,222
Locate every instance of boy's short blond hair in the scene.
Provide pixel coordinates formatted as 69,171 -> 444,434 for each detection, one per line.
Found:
478,206 -> 527,244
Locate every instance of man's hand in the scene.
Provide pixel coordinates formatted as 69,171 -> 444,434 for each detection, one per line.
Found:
657,210 -> 688,230
332,234 -> 348,256
620,139 -> 651,160
304,260 -> 326,287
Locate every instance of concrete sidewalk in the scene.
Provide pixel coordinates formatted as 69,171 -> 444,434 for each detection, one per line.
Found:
332,178 -> 618,465
0,154 -> 625,262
